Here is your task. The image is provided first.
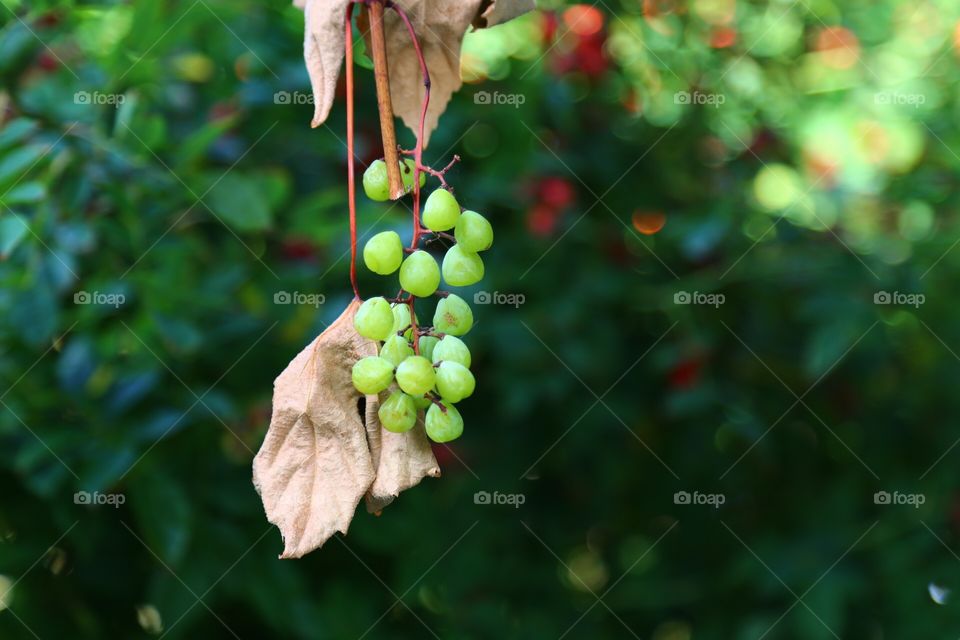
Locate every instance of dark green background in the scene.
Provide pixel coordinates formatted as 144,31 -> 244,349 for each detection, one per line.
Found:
1,0 -> 959,638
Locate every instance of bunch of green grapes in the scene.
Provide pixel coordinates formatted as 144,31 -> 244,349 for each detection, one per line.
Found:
350,158 -> 493,444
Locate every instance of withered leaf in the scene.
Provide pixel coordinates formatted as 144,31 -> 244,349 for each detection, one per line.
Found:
253,299 -> 440,558
364,389 -> 440,513
296,0 -> 536,144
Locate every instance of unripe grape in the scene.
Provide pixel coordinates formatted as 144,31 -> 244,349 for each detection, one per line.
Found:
354,297 -> 394,341
362,160 -> 390,201
401,158 -> 426,192
425,403 -> 463,443
435,361 -> 475,403
363,231 -> 403,275
418,335 -> 440,362
352,356 -> 394,394
422,189 -> 460,231
442,244 -> 484,287
378,391 -> 417,433
454,210 -> 493,252
380,334 -> 414,367
432,335 -> 471,368
395,355 -> 436,396
399,250 -> 440,297
412,394 -> 432,410
433,294 -> 473,335
391,303 -> 417,340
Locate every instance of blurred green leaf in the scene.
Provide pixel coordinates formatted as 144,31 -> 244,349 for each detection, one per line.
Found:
0,213 -> 29,258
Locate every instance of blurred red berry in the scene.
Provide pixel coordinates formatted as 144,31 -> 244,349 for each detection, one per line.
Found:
710,27 -> 737,48
527,204 -> 559,237
281,238 -> 317,260
538,176 -> 575,209
562,5 -> 604,37
37,52 -> 59,72
541,11 -> 558,46
37,12 -> 61,28
669,357 -> 702,389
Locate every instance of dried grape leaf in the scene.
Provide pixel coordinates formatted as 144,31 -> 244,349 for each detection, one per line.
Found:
253,300 -> 441,557
295,0 -> 535,143
253,299 -> 377,558
364,390 -> 440,513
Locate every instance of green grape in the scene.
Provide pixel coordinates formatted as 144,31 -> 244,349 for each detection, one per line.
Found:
354,297 -> 394,341
441,244 -> 484,287
395,355 -> 436,396
425,403 -> 463,443
422,189 -> 460,231
351,356 -> 394,394
418,335 -> 440,362
399,250 -> 440,297
378,391 -> 417,433
401,158 -> 426,192
454,210 -> 493,252
412,394 -> 432,410
435,361 -> 475,403
391,303 -> 417,340
380,334 -> 414,367
432,335 -> 471,368
363,160 -> 390,201
433,294 -> 473,335
363,231 -> 403,275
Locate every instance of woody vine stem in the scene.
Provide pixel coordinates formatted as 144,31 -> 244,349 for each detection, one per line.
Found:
344,0 -> 459,356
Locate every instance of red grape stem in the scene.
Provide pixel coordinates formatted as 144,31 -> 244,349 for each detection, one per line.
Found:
344,2 -> 360,300
418,229 -> 455,241
344,0 -> 458,339
399,151 -> 461,189
385,0 -> 430,355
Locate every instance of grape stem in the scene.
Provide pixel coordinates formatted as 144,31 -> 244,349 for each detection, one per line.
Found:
344,3 -> 360,300
399,152 -> 461,189
385,0 -> 430,356
419,229 -> 455,241
425,392 -> 447,413
344,0 -> 452,345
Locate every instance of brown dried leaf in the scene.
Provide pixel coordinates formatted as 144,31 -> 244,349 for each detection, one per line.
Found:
295,0 -> 535,143
364,390 -> 440,513
300,0 -> 351,129
253,299 -> 377,558
253,300 -> 442,557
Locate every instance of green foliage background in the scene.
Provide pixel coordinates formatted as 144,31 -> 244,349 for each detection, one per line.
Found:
2,0 -> 960,638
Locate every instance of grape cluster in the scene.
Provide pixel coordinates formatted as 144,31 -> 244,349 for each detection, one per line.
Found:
351,158 -> 493,443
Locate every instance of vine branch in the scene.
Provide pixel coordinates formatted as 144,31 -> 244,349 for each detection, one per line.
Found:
366,1 -> 404,200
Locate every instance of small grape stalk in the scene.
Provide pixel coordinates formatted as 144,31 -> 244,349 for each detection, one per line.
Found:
353,163 -> 493,443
